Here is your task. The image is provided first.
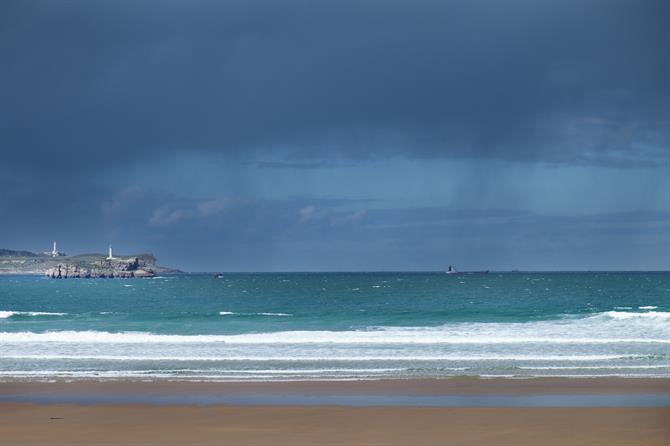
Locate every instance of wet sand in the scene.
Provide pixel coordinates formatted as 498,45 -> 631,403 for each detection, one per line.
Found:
2,404 -> 669,445
2,377 -> 669,398
1,378 -> 669,445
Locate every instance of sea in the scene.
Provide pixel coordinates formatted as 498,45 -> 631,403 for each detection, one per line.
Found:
1,272 -> 668,381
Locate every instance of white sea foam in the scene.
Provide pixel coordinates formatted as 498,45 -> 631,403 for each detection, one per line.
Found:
602,310 -> 669,320
639,306 -> 658,310
0,371 -> 406,381
0,311 -> 67,319
3,370 -> 666,381
518,365 -> 670,370
1,354 -> 639,361
0,368 -> 404,376
513,373 -> 670,378
2,308 -> 667,380
1,330 -> 666,345
1,310 -> 667,380
1,311 -> 668,344
219,311 -> 292,317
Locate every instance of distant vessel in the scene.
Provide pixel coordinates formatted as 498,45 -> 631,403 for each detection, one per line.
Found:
446,265 -> 489,275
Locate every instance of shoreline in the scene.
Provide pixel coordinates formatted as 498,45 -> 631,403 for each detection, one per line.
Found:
2,377 -> 669,402
4,377 -> 669,393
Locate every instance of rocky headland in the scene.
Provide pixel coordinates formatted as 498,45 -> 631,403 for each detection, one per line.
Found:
0,249 -> 179,278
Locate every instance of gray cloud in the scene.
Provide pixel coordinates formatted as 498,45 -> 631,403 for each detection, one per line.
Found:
1,0 -> 669,178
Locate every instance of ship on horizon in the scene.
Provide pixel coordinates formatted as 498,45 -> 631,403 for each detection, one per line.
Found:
446,265 -> 489,275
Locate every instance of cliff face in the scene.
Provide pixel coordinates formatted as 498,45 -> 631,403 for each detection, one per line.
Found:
0,250 -> 179,277
44,256 -> 156,278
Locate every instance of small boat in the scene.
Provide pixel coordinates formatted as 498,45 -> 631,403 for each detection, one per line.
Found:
214,273 -> 224,279
446,265 -> 489,275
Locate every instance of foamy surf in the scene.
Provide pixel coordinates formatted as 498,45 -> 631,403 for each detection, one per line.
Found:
4,311 -> 666,343
0,311 -> 67,319
1,311 -> 667,379
2,354 -> 645,361
1,272 -> 669,380
219,311 -> 292,317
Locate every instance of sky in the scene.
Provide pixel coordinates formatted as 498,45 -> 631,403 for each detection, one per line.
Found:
1,0 -> 669,271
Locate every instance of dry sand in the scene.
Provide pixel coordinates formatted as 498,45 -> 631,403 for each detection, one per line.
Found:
1,378 -> 669,445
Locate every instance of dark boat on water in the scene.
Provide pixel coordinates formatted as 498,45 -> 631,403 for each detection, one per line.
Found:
446,265 -> 489,275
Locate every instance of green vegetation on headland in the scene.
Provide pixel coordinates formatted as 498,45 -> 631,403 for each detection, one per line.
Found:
0,249 -> 179,278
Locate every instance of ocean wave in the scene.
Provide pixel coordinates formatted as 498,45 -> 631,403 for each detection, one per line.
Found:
476,373 -> 670,379
0,354 -> 642,361
0,333 -> 666,346
1,371 -> 666,381
0,371 -> 406,381
0,368 -> 404,376
518,365 -> 670,370
219,311 -> 292,317
600,310 -> 670,320
1,311 -> 667,345
0,311 -> 67,319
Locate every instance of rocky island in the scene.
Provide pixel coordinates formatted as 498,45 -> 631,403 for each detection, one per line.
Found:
0,245 -> 179,278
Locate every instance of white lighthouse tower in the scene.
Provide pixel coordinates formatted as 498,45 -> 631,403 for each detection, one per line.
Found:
106,244 -> 114,260
51,241 -> 58,257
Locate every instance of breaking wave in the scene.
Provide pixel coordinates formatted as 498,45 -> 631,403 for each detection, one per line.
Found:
1,311 -> 667,344
0,311 -> 67,319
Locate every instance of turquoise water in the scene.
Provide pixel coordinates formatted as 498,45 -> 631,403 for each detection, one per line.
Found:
1,272 -> 669,380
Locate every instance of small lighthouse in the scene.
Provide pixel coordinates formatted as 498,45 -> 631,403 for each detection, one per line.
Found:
106,245 -> 114,260
44,241 -> 65,257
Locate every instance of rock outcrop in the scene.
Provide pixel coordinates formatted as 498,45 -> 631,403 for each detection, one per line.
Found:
0,249 -> 179,277
44,256 -> 157,278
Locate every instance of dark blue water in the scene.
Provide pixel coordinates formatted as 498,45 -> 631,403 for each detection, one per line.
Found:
1,272 -> 669,380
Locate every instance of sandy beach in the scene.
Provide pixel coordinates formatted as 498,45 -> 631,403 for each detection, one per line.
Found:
3,404 -> 669,446
1,378 -> 669,445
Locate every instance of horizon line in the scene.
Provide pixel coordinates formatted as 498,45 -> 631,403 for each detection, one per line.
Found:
181,270 -> 670,274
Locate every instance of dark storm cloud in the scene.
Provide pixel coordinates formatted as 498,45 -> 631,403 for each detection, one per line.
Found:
1,0 -> 669,176
1,0 -> 668,271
